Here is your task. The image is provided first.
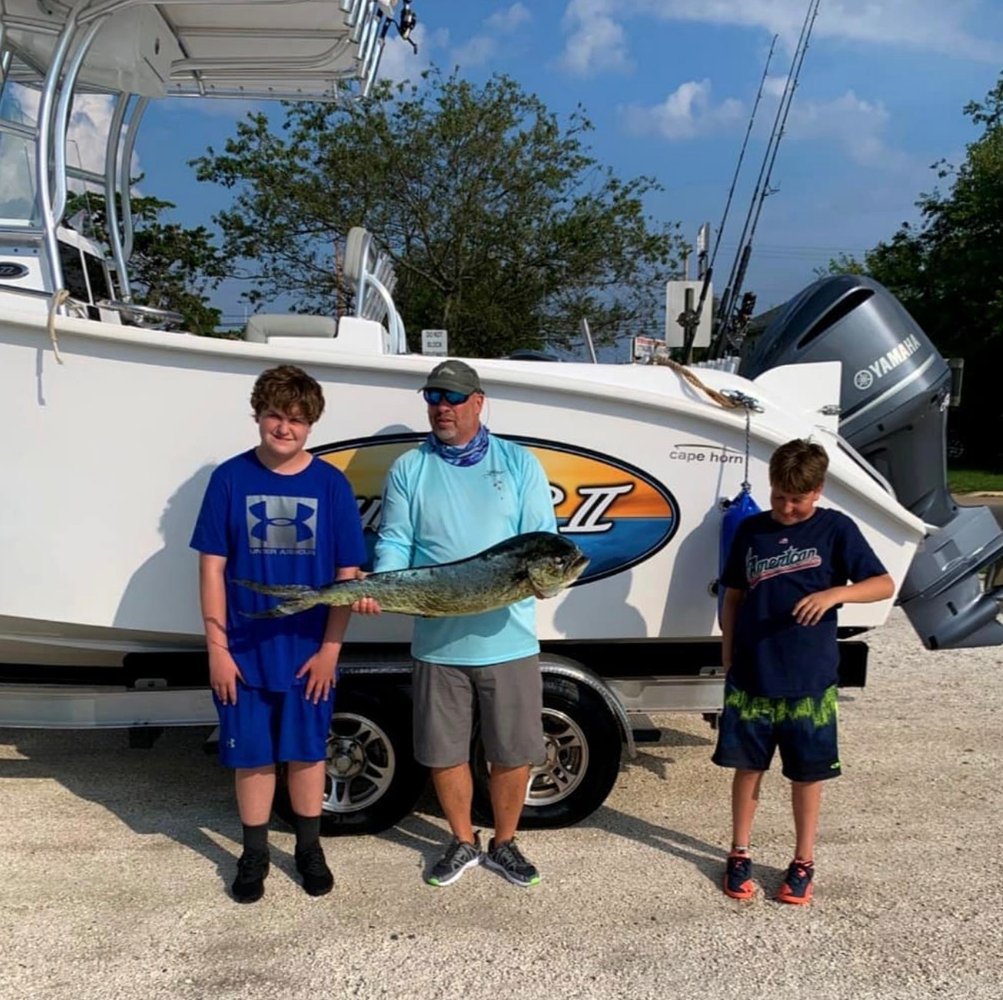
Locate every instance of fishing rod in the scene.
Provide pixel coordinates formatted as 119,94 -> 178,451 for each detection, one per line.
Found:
684,34 -> 777,363
710,0 -> 822,358
708,34 -> 777,280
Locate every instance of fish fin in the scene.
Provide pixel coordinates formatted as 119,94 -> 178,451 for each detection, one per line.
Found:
233,579 -> 315,598
241,596 -> 315,619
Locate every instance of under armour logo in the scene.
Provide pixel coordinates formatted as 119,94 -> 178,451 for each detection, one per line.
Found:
227,739 -> 236,749
246,494 -> 318,552
249,500 -> 315,543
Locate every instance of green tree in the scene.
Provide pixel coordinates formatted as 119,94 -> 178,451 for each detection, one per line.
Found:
825,75 -> 1003,464
814,252 -> 867,277
193,70 -> 682,357
65,191 -> 227,335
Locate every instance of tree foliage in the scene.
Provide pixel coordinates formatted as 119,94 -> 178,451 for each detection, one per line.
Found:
822,74 -> 1003,463
65,192 -> 226,335
193,70 -> 682,356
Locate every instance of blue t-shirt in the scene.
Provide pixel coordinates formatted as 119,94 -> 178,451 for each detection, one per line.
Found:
190,450 -> 367,690
373,435 -> 557,666
721,507 -> 887,698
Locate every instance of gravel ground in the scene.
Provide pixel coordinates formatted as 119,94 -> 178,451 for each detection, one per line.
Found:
1,608 -> 1001,1000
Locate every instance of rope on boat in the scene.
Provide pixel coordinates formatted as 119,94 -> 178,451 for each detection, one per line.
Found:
652,356 -> 742,409
47,288 -> 69,365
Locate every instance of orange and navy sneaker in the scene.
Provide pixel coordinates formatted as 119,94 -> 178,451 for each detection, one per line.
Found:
775,859 -> 814,904
724,851 -> 755,900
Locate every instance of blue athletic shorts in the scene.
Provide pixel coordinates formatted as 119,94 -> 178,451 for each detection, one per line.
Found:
711,682 -> 841,782
213,682 -> 335,769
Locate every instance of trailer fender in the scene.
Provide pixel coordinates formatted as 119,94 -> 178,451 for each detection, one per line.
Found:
539,653 -> 636,760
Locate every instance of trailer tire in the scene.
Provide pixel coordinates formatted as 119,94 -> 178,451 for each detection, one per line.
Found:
274,685 -> 426,836
472,675 -> 623,829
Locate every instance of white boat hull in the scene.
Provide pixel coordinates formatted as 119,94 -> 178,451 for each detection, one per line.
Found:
0,309 -> 925,669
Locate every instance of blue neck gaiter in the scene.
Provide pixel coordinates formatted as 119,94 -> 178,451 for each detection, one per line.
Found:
426,424 -> 490,467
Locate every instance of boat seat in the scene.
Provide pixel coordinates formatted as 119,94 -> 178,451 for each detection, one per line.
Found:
243,314 -> 337,343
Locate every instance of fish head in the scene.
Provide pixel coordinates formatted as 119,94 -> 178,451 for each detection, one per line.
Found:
524,533 -> 590,598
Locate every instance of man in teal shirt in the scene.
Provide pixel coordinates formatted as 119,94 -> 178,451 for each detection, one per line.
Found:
374,360 -> 556,887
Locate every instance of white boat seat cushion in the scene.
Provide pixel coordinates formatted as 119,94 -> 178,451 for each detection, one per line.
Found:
243,314 -> 337,343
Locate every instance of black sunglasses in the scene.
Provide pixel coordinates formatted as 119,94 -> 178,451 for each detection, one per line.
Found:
423,388 -> 471,405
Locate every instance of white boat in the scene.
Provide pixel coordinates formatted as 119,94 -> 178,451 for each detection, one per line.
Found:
1,0 -> 1000,831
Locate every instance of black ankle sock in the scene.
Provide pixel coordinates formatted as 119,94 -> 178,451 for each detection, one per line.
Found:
242,822 -> 269,855
293,813 -> 322,852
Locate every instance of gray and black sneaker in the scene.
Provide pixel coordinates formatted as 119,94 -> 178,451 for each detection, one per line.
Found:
231,849 -> 270,904
484,836 -> 540,887
426,834 -> 483,887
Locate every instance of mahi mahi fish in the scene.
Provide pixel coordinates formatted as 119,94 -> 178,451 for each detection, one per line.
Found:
235,531 -> 589,618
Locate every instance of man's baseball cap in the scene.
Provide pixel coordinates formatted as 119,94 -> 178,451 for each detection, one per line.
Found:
420,359 -> 483,395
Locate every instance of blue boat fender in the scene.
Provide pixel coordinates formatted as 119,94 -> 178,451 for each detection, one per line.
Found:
718,488 -> 761,624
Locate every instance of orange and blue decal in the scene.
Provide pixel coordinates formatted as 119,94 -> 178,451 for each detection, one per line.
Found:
313,434 -> 678,583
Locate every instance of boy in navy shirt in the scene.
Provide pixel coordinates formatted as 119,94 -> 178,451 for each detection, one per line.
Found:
713,439 -> 894,904
191,365 -> 366,903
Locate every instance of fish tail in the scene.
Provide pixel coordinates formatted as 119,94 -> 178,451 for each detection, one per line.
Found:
241,578 -> 368,618
244,595 -> 320,619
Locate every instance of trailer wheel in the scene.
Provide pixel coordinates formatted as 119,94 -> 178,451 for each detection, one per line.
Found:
274,685 -> 426,836
472,676 -> 623,829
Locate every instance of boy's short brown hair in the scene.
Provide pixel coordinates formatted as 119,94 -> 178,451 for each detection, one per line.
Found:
250,365 -> 325,424
769,439 -> 828,494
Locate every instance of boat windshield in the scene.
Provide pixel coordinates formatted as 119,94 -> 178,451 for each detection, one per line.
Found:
0,81 -> 39,227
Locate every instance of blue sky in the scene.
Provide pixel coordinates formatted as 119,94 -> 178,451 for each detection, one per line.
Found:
111,2 -> 1003,326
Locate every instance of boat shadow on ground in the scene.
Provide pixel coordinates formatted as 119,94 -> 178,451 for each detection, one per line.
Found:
0,726 -> 294,892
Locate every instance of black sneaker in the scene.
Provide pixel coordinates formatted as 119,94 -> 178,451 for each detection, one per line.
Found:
776,859 -> 814,905
295,842 -> 334,897
426,835 -> 483,887
232,849 -> 269,904
484,837 -> 540,887
724,852 -> 754,900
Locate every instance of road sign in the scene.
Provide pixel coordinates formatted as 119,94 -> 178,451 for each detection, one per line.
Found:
421,329 -> 448,356
632,335 -> 669,364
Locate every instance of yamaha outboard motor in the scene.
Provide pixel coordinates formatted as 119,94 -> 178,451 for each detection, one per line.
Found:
741,275 -> 1003,650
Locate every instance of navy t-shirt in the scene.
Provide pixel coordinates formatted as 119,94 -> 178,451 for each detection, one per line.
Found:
721,507 -> 887,698
190,450 -> 367,691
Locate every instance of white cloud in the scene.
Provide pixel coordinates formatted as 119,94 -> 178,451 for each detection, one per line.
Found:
451,34 -> 497,70
621,79 -> 745,139
621,74 -> 917,174
763,74 -> 789,99
487,2 -> 532,33
558,0 -> 633,77
378,23 -> 447,84
560,0 -> 1003,72
785,89 -> 913,170
450,3 -> 533,70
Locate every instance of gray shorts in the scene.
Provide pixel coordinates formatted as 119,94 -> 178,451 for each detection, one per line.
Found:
412,655 -> 546,768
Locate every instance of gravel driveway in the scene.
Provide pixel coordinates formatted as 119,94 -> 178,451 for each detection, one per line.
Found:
1,608 -> 1001,1000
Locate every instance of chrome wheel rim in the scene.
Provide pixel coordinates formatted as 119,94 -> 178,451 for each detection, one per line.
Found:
526,708 -> 589,806
323,712 -> 396,814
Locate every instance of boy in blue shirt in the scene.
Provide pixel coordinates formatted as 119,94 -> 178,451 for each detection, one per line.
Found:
191,365 -> 366,903
714,439 -> 894,904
